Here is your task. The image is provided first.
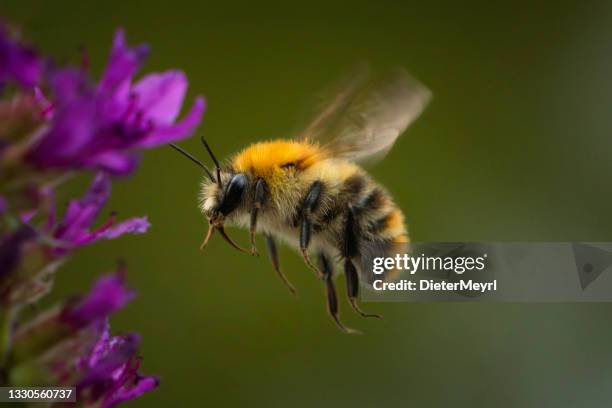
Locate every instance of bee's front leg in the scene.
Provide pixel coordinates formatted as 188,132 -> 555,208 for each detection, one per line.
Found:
299,181 -> 324,279
249,178 -> 268,255
343,207 -> 382,319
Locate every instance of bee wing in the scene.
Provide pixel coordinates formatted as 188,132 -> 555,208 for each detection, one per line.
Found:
297,66 -> 432,163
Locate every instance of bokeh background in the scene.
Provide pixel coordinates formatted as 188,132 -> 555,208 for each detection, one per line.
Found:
3,1 -> 612,406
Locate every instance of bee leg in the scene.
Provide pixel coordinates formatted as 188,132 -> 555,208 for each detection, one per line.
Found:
249,209 -> 259,255
342,208 -> 382,319
249,178 -> 268,256
300,218 -> 323,279
318,253 -> 361,334
265,234 -> 297,296
345,259 -> 382,319
300,181 -> 324,279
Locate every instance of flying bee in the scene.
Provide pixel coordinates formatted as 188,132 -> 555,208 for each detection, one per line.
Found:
170,67 -> 431,333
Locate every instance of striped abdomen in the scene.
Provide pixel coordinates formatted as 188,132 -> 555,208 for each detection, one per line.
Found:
313,169 -> 408,283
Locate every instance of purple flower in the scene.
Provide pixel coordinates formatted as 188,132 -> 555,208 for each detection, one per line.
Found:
0,25 -> 171,407
25,29 -> 205,174
78,321 -> 159,408
50,172 -> 149,254
61,273 -> 135,328
11,272 -> 156,408
0,25 -> 43,88
63,273 -> 157,407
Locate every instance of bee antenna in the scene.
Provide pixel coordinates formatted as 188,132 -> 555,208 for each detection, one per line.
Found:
168,143 -> 216,183
200,135 -> 222,188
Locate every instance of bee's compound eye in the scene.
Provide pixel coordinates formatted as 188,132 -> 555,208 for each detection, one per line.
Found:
218,173 -> 247,215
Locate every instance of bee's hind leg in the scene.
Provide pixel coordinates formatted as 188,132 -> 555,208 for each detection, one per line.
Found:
318,253 -> 361,334
342,208 -> 382,319
265,234 -> 297,296
344,259 -> 382,319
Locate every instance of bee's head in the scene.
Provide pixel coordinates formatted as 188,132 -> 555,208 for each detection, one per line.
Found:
170,136 -> 252,254
201,170 -> 248,224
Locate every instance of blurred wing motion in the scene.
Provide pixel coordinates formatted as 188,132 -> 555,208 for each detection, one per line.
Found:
298,66 -> 432,163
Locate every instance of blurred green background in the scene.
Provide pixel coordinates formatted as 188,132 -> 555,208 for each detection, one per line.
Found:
4,1 -> 612,407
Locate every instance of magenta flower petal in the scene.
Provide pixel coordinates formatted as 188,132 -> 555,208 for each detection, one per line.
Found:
54,172 -> 111,243
84,152 -> 141,175
103,376 -> 160,408
132,70 -> 187,124
0,26 -> 43,88
79,332 -> 140,387
137,96 -> 206,148
47,173 -> 148,254
81,320 -> 112,369
25,97 -> 98,167
93,217 -> 150,241
49,67 -> 90,102
98,29 -> 149,95
61,273 -> 135,328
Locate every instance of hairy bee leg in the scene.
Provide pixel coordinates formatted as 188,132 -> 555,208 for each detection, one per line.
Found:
345,259 -> 382,319
265,234 -> 297,296
318,253 -> 361,334
300,218 -> 323,279
299,181 -> 324,279
249,178 -> 268,256
342,208 -> 382,319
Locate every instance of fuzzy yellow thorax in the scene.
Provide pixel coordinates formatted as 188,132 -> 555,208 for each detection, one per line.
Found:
231,140 -> 324,176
